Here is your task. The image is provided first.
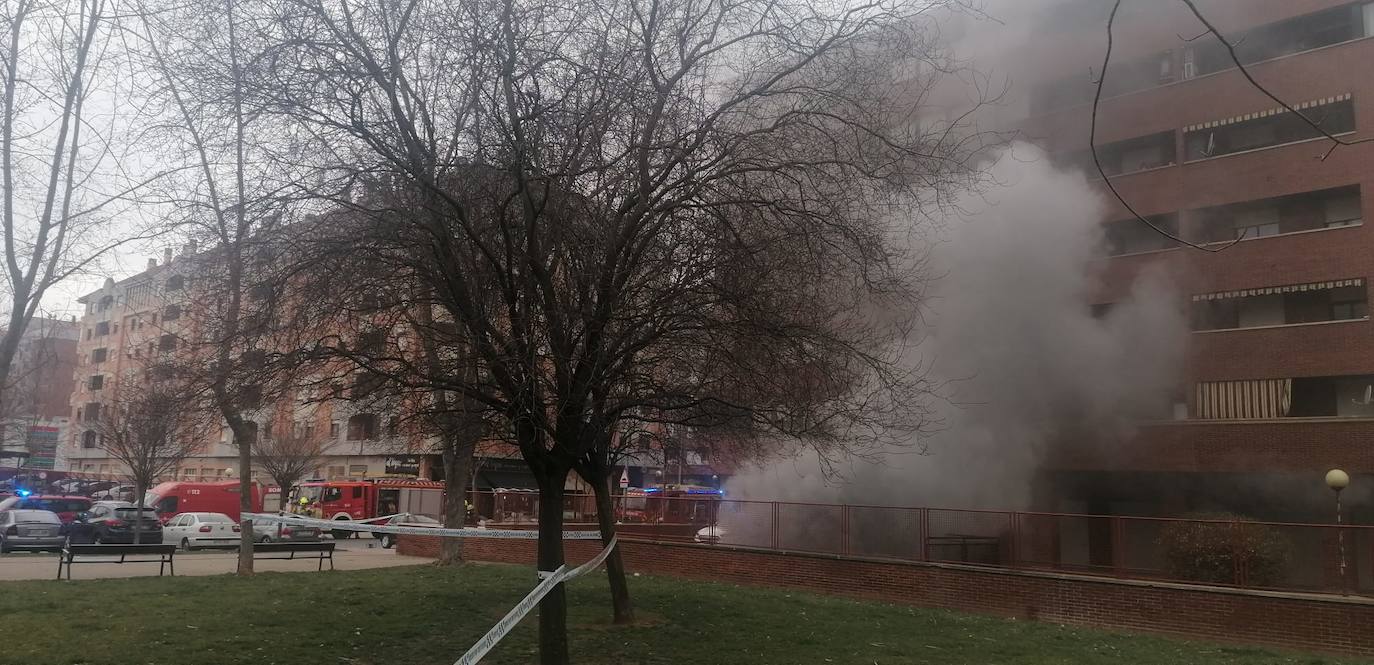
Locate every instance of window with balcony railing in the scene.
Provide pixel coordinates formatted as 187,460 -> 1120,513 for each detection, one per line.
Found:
1191,278 -> 1367,331
1190,185 -> 1362,243
1184,96 -> 1355,161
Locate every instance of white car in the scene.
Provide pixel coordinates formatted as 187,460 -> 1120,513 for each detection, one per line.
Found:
161,512 -> 242,550
694,524 -> 726,544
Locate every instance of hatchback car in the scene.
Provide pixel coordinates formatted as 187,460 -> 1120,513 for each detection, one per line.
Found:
81,506 -> 163,544
161,512 -> 242,550
252,515 -> 322,543
0,510 -> 65,552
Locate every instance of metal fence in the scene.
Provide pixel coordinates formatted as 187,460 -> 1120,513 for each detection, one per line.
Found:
468,491 -> 1374,597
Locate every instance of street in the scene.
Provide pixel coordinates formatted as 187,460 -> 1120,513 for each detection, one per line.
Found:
0,538 -> 425,581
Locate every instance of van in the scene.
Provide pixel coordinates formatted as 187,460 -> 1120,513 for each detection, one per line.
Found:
144,481 -> 263,522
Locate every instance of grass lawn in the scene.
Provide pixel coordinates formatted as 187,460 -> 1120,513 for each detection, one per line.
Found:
0,562 -> 1361,665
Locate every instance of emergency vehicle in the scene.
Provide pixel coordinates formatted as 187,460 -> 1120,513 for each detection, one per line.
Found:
144,481 -> 264,522
292,478 -> 445,538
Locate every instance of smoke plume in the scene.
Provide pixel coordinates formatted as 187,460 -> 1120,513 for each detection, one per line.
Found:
724,143 -> 1188,511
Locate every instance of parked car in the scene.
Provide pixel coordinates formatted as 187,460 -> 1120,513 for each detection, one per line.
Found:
251,515 -> 321,543
693,524 -> 726,544
0,495 -> 92,524
68,505 -> 163,544
0,510 -> 65,553
378,513 -> 440,549
161,512 -> 242,550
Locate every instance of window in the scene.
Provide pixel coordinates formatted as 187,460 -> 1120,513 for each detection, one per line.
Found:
1190,185 -> 1363,242
166,275 -> 185,290
1184,96 -> 1356,161
1187,4 -> 1374,78
1103,214 -> 1179,255
352,485 -> 364,498
1191,279 -> 1367,330
91,348 -> 107,364
323,487 -> 343,502
158,334 -> 177,353
98,295 -> 113,311
84,403 -> 101,423
84,328 -> 91,340
329,421 -> 340,438
88,375 -> 104,391
95,321 -> 109,336
350,372 -> 385,399
182,468 -> 195,479
1059,131 -> 1176,177
163,304 -> 181,321
81,430 -> 98,449
346,414 -> 378,440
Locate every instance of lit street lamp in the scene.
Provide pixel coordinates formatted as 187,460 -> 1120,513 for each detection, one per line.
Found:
1325,468 -> 1350,589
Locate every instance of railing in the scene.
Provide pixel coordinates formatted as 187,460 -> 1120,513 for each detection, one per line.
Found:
464,491 -> 1373,597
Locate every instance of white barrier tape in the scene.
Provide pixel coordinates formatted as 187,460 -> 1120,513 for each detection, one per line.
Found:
243,513 -> 602,540
454,535 -> 619,665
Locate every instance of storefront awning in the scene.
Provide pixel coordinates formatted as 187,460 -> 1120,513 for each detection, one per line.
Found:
1191,277 -> 1364,302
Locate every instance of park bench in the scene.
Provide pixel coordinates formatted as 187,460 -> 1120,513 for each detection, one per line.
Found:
56,543 -> 177,580
252,541 -> 336,570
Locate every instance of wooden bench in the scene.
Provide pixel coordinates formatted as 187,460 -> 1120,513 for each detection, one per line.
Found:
252,541 -> 336,570
57,543 -> 177,580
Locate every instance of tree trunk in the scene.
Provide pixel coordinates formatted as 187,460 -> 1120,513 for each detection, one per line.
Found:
236,433 -> 254,575
438,436 -> 474,565
590,475 -> 633,624
133,483 -> 146,545
536,472 -> 569,665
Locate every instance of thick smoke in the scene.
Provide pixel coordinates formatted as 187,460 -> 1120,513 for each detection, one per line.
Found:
724,144 -> 1187,511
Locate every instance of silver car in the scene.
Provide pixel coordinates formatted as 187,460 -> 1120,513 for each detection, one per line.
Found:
0,509 -> 65,553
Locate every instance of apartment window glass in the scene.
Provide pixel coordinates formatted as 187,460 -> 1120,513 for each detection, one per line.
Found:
81,430 -> 98,449
1059,131 -> 1176,177
88,375 -> 103,391
329,421 -> 339,438
158,334 -> 177,352
163,304 -> 181,321
346,414 -> 377,441
166,275 -> 185,290
91,348 -> 107,363
84,402 -> 101,422
1184,97 -> 1355,161
1191,185 -> 1363,242
95,321 -> 109,336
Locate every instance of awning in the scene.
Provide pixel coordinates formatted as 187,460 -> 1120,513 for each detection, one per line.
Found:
1195,379 -> 1291,420
1191,278 -> 1364,302
1184,93 -> 1351,133
475,470 -> 540,490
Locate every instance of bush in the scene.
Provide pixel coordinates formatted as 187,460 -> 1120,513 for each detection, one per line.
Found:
1157,512 -> 1292,586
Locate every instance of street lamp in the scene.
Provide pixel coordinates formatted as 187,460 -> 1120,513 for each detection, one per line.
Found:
1325,468 -> 1350,588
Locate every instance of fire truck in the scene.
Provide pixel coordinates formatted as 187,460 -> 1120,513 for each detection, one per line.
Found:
292,478 -> 445,538
615,485 -> 723,534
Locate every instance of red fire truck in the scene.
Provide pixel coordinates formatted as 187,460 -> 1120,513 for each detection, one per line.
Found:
293,478 -> 445,538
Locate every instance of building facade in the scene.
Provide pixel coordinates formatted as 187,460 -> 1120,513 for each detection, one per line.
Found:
60,249 -> 417,483
1019,0 -> 1374,521
0,316 -> 78,472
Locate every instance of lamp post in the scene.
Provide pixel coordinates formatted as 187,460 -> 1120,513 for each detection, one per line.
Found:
1325,468 -> 1350,589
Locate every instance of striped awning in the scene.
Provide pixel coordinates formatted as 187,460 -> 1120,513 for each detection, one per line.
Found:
1195,379 -> 1292,420
1191,278 -> 1364,302
1184,93 -> 1352,133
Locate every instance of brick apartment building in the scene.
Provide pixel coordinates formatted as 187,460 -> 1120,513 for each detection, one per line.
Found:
60,248 -> 430,483
0,316 -> 77,471
1018,0 -> 1374,521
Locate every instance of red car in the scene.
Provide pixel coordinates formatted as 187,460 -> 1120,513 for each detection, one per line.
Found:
0,495 -> 93,524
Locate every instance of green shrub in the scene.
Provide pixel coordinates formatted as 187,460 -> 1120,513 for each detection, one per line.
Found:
1157,512 -> 1292,586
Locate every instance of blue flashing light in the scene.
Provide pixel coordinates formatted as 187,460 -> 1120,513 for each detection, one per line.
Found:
642,487 -> 661,493
15,488 -> 31,497
684,488 -> 725,495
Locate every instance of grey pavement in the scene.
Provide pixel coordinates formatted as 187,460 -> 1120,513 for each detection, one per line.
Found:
0,538 -> 428,581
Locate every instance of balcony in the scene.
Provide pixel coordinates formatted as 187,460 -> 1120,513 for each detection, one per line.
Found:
1191,278 -> 1367,332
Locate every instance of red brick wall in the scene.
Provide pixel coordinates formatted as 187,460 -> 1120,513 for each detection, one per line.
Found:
398,534 -> 1374,658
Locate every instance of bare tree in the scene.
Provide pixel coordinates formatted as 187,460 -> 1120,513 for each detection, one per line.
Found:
253,418 -> 325,504
133,0 -> 312,574
92,364 -> 211,543
0,0 -> 161,422
266,0 -> 991,660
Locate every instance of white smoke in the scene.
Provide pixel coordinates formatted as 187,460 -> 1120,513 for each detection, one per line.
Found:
725,143 -> 1187,511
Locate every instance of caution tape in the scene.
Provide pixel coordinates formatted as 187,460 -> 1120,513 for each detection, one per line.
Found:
454,535 -> 619,665
243,512 -> 602,540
